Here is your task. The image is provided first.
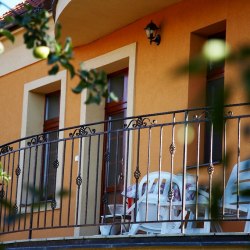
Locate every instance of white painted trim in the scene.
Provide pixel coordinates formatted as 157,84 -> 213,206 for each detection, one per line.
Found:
55,0 -> 71,21
80,42 -> 136,126
0,19 -> 55,77
21,70 -> 67,138
75,43 -> 136,237
17,70 -> 67,209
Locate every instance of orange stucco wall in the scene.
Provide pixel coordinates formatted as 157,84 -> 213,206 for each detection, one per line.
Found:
1,0 -> 250,244
1,0 -> 250,149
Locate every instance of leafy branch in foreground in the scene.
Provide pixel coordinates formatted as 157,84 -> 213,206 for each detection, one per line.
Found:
178,38 -> 250,219
0,4 -> 117,105
177,39 -> 250,132
1,185 -> 69,226
0,162 -> 10,184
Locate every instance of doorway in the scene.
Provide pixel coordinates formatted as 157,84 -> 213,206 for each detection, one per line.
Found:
102,69 -> 128,213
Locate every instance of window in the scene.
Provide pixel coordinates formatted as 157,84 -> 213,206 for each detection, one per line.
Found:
204,32 -> 225,163
41,91 -> 60,200
18,71 -> 66,208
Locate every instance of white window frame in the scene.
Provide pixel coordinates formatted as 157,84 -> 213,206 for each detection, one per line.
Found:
75,43 -> 136,236
17,70 -> 67,212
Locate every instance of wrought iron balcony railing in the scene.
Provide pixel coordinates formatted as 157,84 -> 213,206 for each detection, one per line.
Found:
0,103 -> 250,239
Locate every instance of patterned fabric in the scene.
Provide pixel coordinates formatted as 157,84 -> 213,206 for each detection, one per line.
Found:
122,178 -> 200,202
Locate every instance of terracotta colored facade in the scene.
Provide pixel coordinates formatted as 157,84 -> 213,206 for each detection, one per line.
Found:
1,0 -> 250,248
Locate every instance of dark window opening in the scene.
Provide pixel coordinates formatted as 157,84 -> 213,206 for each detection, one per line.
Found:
102,69 -> 128,212
41,91 -> 60,200
204,32 -> 225,164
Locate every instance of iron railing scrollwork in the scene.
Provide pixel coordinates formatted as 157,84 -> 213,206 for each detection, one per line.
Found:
0,145 -> 13,155
0,103 -> 249,239
69,126 -> 96,138
124,117 -> 157,129
27,134 -> 47,146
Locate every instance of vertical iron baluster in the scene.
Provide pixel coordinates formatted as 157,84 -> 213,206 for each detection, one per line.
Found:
84,136 -> 91,224
76,136 -> 83,226
8,152 -> 15,232
14,142 -> 21,232
0,155 -> 5,232
51,133 -> 60,228
3,153 -> 11,233
169,113 -> 176,221
18,147 -> 26,231
112,130 -> 120,225
0,155 -> 5,231
103,125 -> 110,218
208,122 -> 214,220
222,119 -> 227,216
195,121 -> 201,220
157,126 -> 163,221
29,137 -> 39,239
145,127 -> 152,224
67,137 -> 75,226
181,111 -> 188,233
123,130 -> 130,217
0,155 -> 3,230
236,118 -> 241,219
24,147 -> 32,230
93,134 -> 101,224
59,139 -> 66,227
43,137 -> 51,228
134,127 -> 141,221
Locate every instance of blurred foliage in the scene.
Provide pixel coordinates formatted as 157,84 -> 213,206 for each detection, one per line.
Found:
0,185 -> 69,230
0,163 -> 10,184
0,4 -> 117,105
211,183 -> 223,220
180,39 -> 250,221
178,40 -> 250,133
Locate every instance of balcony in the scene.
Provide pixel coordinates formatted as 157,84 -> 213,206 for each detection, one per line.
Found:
53,0 -> 180,46
1,103 -> 250,244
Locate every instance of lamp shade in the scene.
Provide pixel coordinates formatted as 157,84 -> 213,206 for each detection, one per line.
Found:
144,21 -> 159,39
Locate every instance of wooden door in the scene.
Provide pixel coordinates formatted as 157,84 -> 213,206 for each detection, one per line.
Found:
102,69 -> 128,213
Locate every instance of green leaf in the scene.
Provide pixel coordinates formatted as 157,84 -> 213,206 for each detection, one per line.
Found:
48,53 -> 59,64
20,14 -> 31,26
67,63 -> 75,78
237,45 -> 250,60
211,183 -> 223,220
72,81 -> 84,94
57,189 -> 69,197
48,64 -> 59,75
177,56 -> 207,75
24,4 -> 33,11
60,59 -> 75,78
24,33 -> 35,49
4,16 -> 15,23
0,29 -> 14,43
63,37 -> 73,58
85,92 -> 101,105
109,92 -> 119,102
79,69 -> 90,79
55,23 -> 62,40
54,43 -> 61,54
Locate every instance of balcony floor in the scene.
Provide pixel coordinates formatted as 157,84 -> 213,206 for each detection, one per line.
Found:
3,233 -> 250,249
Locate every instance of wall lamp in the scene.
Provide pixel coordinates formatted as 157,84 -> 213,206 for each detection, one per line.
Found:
144,20 -> 161,45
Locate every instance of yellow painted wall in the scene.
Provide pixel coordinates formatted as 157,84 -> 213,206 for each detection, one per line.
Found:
1,0 -> 250,243
1,0 -> 250,149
